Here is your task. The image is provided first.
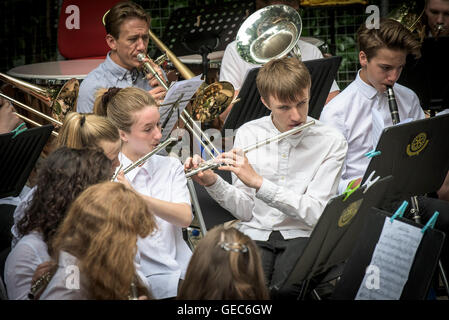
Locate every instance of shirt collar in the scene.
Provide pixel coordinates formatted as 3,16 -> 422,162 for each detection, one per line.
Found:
104,52 -> 142,83
267,114 -> 307,148
355,69 -> 379,100
119,152 -> 153,182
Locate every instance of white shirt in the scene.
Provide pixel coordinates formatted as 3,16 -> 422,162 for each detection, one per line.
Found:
205,115 -> 347,241
10,186 -> 36,248
119,153 -> 192,299
76,52 -> 153,113
0,185 -> 31,207
219,39 -> 340,92
319,70 -> 425,193
39,251 -> 87,300
4,232 -> 50,300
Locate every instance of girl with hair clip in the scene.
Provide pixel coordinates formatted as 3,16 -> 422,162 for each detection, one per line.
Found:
4,147 -> 112,300
178,225 -> 270,300
93,86 -> 193,300
10,112 -> 122,246
39,182 -> 157,300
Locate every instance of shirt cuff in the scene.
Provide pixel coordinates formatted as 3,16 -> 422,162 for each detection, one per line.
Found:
255,178 -> 277,204
205,175 -> 227,197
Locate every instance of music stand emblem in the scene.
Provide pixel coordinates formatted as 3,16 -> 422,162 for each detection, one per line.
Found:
406,132 -> 429,156
338,198 -> 363,227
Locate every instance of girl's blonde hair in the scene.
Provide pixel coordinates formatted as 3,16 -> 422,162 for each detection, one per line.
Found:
56,112 -> 119,148
93,87 -> 157,133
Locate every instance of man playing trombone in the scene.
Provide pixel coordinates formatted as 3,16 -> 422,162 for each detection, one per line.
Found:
185,56 -> 347,298
76,1 -> 167,113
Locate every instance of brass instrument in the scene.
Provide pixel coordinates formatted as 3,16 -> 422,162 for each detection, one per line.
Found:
236,4 -> 303,64
137,35 -> 234,158
0,93 -> 61,137
435,23 -> 446,38
0,72 -> 79,124
136,53 -> 220,158
388,2 -> 426,42
147,29 -> 235,123
185,120 -> 315,178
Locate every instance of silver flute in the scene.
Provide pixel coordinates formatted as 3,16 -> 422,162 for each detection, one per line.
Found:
112,137 -> 177,180
185,120 -> 315,178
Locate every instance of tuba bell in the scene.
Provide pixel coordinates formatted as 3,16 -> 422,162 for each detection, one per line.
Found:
388,1 -> 426,42
236,4 -> 303,64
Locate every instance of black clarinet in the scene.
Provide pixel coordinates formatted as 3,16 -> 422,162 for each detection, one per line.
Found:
386,85 -> 400,125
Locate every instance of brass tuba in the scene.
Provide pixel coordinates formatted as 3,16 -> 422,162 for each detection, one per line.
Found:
235,4 -> 303,64
388,1 -> 426,42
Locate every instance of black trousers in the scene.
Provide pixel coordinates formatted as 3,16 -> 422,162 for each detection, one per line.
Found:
255,232 -> 309,298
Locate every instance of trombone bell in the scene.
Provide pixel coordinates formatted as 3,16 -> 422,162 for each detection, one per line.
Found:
0,72 -> 79,126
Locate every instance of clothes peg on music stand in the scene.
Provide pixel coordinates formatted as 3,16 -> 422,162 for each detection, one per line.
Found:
422,211 -> 439,234
390,200 -> 409,222
364,149 -> 381,158
362,171 -> 380,194
342,179 -> 360,202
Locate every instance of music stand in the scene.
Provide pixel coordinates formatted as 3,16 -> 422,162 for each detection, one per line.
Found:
398,36 -> 449,114
222,56 -> 342,133
361,113 -> 449,212
158,1 -> 255,57
0,124 -> 53,198
331,207 -> 445,300
274,175 -> 393,300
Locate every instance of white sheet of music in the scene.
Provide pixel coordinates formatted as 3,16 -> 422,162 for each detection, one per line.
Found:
355,217 -> 423,300
159,75 -> 204,141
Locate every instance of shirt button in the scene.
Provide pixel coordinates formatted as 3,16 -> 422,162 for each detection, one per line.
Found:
280,176 -> 285,181
281,153 -> 287,159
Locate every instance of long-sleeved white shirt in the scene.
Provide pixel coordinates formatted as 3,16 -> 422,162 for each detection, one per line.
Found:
119,153 -> 192,300
205,115 -> 347,241
4,232 -> 50,300
319,71 -> 425,193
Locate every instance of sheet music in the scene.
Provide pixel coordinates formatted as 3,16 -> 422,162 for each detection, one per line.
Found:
159,75 -> 204,141
355,217 -> 423,300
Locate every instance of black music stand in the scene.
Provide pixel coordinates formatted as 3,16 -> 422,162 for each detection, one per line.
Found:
222,56 -> 342,133
361,113 -> 449,212
398,36 -> 449,114
332,207 -> 445,300
273,175 -> 393,300
158,1 -> 255,57
0,124 -> 53,198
